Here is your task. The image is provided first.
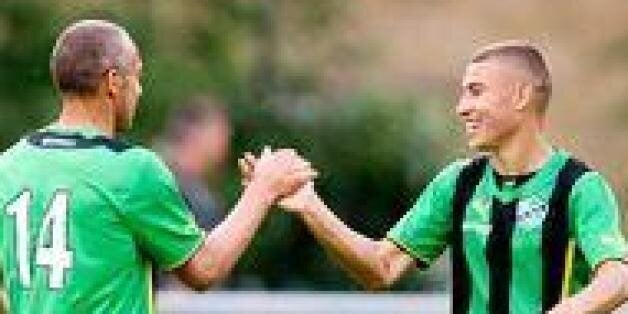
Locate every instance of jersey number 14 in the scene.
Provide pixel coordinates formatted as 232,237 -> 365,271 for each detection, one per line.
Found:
6,190 -> 73,289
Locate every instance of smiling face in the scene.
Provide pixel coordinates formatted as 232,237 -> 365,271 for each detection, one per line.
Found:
456,59 -> 527,152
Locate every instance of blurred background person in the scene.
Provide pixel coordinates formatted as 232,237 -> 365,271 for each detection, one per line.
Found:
161,96 -> 231,231
154,96 -> 232,289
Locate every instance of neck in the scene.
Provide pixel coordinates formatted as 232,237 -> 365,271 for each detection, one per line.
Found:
489,123 -> 553,176
56,95 -> 115,137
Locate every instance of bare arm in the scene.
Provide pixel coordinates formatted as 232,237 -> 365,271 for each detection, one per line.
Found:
280,183 -> 416,290
175,149 -> 315,290
549,260 -> 628,314
174,181 -> 274,290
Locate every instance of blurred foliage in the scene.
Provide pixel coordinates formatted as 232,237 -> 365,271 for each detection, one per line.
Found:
0,0 -> 450,291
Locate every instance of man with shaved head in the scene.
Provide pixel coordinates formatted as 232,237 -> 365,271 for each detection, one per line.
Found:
0,20 -> 315,313
50,20 -> 142,132
243,41 -> 628,313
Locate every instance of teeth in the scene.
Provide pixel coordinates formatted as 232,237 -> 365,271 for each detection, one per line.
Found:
463,118 -> 480,133
465,122 -> 479,132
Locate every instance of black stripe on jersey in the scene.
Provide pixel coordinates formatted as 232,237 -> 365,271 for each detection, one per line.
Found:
28,131 -> 132,153
451,156 -> 488,314
487,199 -> 517,314
541,158 -> 589,312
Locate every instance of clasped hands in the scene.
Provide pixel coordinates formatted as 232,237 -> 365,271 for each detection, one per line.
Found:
238,147 -> 320,213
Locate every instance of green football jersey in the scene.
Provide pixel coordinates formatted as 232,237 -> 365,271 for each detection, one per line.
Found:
387,149 -> 627,314
0,125 -> 204,314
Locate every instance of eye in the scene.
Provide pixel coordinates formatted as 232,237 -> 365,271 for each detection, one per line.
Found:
467,83 -> 482,97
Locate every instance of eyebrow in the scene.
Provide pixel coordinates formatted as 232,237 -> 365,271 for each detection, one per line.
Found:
462,82 -> 483,89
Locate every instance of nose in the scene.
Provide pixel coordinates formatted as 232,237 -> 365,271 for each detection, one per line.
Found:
456,97 -> 472,118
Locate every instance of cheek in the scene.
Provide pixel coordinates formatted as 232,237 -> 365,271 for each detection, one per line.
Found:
473,100 -> 509,134
485,107 -> 519,137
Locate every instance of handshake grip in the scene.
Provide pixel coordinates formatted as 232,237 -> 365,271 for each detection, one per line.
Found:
238,147 -> 318,207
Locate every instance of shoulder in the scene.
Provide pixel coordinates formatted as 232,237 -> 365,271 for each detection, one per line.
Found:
0,138 -> 29,163
107,147 -> 181,207
0,139 -> 35,181
439,158 -> 471,176
436,155 -> 488,180
117,147 -> 174,180
556,152 -> 615,201
423,156 -> 487,191
571,170 -> 612,196
555,151 -> 600,188
117,146 -> 161,165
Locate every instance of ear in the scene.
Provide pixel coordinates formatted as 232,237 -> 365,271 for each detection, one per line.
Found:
514,82 -> 533,111
104,68 -> 121,99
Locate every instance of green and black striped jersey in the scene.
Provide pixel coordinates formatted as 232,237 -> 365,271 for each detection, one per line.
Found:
388,149 -> 627,314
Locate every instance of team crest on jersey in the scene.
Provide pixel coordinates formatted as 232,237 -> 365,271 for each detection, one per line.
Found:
516,196 -> 549,228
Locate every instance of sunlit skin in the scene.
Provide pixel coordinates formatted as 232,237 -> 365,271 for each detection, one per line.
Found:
457,58 -> 553,175
458,61 -> 525,151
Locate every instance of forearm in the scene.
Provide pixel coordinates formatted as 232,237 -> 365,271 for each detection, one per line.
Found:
566,261 -> 628,313
186,182 -> 275,287
297,196 -> 391,289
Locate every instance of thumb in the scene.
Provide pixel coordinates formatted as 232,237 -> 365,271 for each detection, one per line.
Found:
238,158 -> 253,186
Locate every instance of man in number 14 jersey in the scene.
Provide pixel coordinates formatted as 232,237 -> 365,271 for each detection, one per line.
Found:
0,20 -> 316,313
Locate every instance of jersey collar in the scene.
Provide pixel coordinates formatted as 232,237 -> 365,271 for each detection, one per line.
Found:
41,123 -> 111,139
485,149 -> 569,202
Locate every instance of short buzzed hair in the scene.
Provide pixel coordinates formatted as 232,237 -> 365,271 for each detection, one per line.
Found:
50,20 -> 138,95
471,41 -> 552,111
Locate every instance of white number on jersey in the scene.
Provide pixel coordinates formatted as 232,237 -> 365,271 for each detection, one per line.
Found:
6,190 -> 73,289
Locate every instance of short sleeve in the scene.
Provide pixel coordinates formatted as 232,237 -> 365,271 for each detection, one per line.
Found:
122,151 -> 205,271
386,161 -> 464,266
571,172 -> 627,269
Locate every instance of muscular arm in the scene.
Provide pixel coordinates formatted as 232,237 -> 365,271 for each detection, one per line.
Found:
174,148 -> 315,290
174,182 -> 275,290
550,260 -> 628,313
237,153 -> 453,290
283,185 -> 416,290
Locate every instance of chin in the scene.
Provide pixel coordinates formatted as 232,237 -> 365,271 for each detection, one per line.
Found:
467,138 -> 495,153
